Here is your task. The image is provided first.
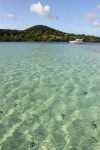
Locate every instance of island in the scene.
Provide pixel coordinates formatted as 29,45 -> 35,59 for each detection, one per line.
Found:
0,25 -> 100,42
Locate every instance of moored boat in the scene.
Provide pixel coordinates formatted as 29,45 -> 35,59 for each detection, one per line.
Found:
69,39 -> 84,44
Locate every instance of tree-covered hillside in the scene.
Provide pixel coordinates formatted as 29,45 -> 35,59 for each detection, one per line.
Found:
0,25 -> 100,42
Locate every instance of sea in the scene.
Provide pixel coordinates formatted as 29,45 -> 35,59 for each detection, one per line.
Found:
0,42 -> 100,150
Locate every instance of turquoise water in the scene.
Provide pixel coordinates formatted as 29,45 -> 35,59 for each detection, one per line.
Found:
0,42 -> 100,150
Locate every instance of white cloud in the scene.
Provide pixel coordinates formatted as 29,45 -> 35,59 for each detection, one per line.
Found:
92,21 -> 100,27
30,2 -> 57,19
8,13 -> 15,18
84,5 -> 100,28
84,13 -> 100,20
28,25 -> 32,28
96,5 -> 100,9
7,13 -> 20,21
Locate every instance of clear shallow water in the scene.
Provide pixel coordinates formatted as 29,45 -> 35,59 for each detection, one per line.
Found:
0,42 -> 100,150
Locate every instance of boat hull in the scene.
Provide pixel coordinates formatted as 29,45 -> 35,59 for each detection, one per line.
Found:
69,41 -> 84,44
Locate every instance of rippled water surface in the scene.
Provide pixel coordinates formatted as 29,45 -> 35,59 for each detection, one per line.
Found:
0,42 -> 100,150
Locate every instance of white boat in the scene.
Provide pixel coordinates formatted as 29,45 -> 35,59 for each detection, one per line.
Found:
69,39 -> 84,44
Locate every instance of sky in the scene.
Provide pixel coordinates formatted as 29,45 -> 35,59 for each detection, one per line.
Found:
0,0 -> 100,36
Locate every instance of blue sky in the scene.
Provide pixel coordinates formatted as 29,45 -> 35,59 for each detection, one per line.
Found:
0,0 -> 100,36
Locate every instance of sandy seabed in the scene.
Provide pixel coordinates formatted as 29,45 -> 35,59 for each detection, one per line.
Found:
0,43 -> 100,150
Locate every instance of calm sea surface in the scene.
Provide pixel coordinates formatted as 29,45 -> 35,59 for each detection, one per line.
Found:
0,42 -> 100,150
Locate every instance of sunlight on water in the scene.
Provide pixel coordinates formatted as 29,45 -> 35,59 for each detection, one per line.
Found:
0,42 -> 100,150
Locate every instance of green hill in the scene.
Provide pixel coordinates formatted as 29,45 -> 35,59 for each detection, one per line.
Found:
23,25 -> 66,41
0,25 -> 100,42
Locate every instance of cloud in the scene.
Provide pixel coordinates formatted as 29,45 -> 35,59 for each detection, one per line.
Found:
28,25 -> 32,28
30,2 -> 57,19
84,5 -> 100,28
8,13 -> 15,18
96,5 -> 100,9
7,13 -> 20,21
84,13 -> 100,20
92,21 -> 100,27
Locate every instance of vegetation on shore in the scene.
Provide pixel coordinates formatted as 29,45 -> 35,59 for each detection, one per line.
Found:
0,25 -> 100,42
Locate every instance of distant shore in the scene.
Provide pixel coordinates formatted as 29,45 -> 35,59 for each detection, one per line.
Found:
0,25 -> 100,42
